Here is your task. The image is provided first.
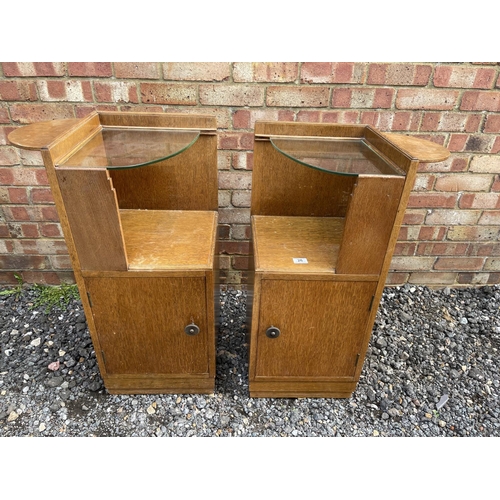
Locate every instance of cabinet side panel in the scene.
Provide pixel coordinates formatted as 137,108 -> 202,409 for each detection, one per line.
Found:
336,175 -> 404,275
56,168 -> 128,271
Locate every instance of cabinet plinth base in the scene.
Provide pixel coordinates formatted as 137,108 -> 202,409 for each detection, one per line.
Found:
249,380 -> 357,399
103,375 -> 215,395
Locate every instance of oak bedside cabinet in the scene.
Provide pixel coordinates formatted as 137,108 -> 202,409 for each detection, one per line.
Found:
248,121 -> 449,398
9,111 -> 219,394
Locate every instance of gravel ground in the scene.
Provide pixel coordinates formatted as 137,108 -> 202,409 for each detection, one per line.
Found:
1,283 -> 499,438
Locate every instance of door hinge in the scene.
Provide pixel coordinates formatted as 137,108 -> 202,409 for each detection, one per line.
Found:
87,292 -> 93,308
368,295 -> 375,311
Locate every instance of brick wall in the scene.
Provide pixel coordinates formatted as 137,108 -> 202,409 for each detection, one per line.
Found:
0,62 -> 499,287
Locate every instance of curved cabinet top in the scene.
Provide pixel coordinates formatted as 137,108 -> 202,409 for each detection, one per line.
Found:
8,111 -> 216,170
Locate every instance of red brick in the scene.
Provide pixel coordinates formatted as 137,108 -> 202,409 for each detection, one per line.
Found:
267,86 -> 329,107
301,63 -> 365,84
0,80 -> 37,101
396,89 -> 458,110
17,223 -> 40,238
0,254 -> 49,269
434,66 -> 497,88
0,107 -> 9,123
200,85 -> 264,106
332,88 -> 393,108
9,104 -> 75,123
457,272 -> 490,285
360,111 -> 421,131
2,62 -> 65,77
0,224 -> 10,237
114,62 -> 159,79
467,242 -> 500,256
448,134 -> 496,153
321,111 -> 359,123
297,110 -> 321,122
402,210 -> 426,224
39,223 -> 62,238
2,206 -> 31,221
31,187 -> 54,204
38,80 -> 93,102
231,256 -> 251,270
478,210 -> 500,225
94,81 -> 139,103
393,242 -> 416,256
493,137 -> 500,154
434,257 -> 485,271
67,62 -> 112,77
0,168 -> 14,184
367,63 -> 432,86
218,132 -> 253,150
218,241 -> 250,255
49,255 -> 72,270
488,273 -> 500,284
218,172 -> 252,190
407,193 -> 457,208
460,91 -> 500,111
447,226 -> 499,241
234,63 -> 298,82
232,108 -> 293,129
15,239 -> 67,255
459,193 -> 500,209
421,112 -> 482,132
217,225 -> 231,239
434,174 -> 493,192
484,114 -> 500,133
41,206 -> 60,221
417,242 -> 469,256
418,226 -> 447,241
7,187 -> 29,204
162,62 -> 230,81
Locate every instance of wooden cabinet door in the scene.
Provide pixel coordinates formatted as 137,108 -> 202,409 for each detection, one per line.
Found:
255,280 -> 377,379
85,277 -> 209,375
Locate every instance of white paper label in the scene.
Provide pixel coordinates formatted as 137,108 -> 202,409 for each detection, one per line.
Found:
293,258 -> 308,264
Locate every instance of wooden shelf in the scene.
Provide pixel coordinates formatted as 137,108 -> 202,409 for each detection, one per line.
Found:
120,209 -> 217,270
252,215 -> 344,273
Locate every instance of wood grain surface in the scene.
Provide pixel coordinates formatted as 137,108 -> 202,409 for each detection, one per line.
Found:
85,276 -> 210,375
253,279 -> 377,378
55,167 -> 128,271
120,209 -> 217,270
252,215 -> 344,273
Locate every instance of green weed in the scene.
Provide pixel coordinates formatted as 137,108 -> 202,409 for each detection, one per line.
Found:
31,282 -> 80,313
0,273 -> 24,298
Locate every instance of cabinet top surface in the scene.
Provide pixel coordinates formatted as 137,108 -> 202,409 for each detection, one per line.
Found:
60,126 -> 200,169
270,136 -> 405,177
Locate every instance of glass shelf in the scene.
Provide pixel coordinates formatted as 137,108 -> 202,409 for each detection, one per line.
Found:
270,136 -> 405,177
60,127 -> 200,170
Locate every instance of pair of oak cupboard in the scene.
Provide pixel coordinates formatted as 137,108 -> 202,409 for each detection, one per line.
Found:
8,111 -> 449,398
